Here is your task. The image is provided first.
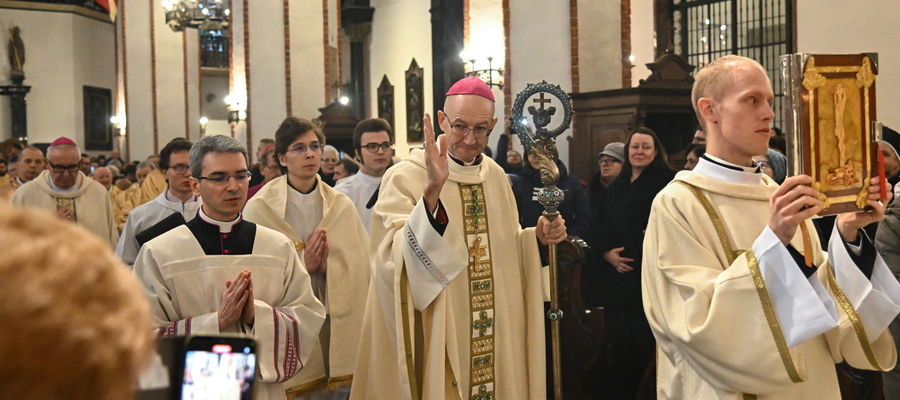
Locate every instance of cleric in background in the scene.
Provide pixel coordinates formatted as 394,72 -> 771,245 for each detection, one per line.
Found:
11,137 -> 118,247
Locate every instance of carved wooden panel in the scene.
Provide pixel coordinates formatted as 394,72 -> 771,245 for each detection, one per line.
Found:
377,74 -> 395,131
569,53 -> 696,182
405,58 -> 424,143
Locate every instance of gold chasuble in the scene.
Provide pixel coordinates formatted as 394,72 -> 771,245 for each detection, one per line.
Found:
243,175 -> 371,395
138,168 -> 168,205
0,176 -> 17,201
351,150 -> 546,400
643,167 -> 899,400
111,183 -> 139,232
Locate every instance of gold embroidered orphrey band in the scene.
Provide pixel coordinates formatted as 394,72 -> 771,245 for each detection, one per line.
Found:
459,184 -> 496,400
676,181 -> 805,400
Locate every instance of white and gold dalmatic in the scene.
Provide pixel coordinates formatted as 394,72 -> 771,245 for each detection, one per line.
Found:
351,150 -> 547,400
642,159 -> 900,400
243,175 -> 371,396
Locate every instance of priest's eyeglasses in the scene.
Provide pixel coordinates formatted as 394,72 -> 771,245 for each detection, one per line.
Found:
287,143 -> 323,154
49,162 -> 80,173
362,142 -> 393,152
168,164 -> 191,174
196,172 -> 252,185
449,123 -> 490,138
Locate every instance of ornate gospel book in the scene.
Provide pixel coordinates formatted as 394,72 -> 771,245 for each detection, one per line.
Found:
782,53 -> 880,215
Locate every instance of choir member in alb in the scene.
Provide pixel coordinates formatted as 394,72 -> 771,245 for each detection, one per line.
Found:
642,55 -> 900,399
116,138 -> 201,266
244,117 -> 371,398
133,135 -> 326,400
11,137 -> 117,247
351,77 -> 567,400
334,118 -> 394,232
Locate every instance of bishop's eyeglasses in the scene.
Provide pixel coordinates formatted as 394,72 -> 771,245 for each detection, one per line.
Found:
49,162 -> 80,173
448,123 -> 490,138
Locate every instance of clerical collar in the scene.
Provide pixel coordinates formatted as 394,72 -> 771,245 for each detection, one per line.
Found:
448,151 -> 483,166
694,154 -> 763,185
197,206 -> 241,233
47,173 -> 78,193
288,178 -> 319,197
357,170 -> 383,182
165,188 -> 197,204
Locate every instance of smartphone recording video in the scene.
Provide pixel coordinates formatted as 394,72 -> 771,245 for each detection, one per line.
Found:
181,337 -> 256,400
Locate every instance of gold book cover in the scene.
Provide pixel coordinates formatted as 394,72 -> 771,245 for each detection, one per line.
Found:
782,53 -> 879,215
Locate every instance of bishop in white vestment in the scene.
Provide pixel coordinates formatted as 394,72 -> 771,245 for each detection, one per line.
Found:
352,76 -> 567,400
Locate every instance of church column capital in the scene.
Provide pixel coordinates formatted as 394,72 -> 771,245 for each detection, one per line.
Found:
344,22 -> 372,43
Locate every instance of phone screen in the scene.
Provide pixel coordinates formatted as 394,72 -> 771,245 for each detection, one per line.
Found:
181,338 -> 256,400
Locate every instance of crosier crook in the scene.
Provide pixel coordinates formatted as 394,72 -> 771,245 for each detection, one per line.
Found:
512,81 -> 573,400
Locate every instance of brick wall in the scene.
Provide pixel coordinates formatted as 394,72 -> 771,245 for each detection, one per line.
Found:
502,0 -> 511,122
570,0 -> 579,93
621,0 -> 632,88
284,0 -> 292,115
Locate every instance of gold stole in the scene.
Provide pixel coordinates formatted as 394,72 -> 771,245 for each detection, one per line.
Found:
459,184 -> 496,400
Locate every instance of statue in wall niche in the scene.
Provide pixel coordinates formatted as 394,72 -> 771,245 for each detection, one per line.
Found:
7,26 -> 25,81
405,58 -> 424,142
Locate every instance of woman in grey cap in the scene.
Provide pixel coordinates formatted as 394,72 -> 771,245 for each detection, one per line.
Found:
585,142 -> 626,309
588,142 -> 625,210
590,127 -> 674,399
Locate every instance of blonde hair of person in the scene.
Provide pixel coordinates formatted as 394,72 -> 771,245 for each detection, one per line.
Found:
691,55 -> 768,129
0,205 -> 155,400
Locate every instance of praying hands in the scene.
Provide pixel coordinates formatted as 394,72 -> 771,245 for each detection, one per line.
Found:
218,270 -> 255,330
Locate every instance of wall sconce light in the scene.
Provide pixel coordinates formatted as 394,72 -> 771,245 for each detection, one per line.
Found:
227,110 -> 240,124
460,49 -> 504,89
110,115 -> 126,137
338,95 -> 350,105
199,116 -> 209,135
224,93 -> 246,125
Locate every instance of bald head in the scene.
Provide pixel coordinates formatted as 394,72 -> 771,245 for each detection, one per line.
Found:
691,55 -> 768,130
438,94 -> 498,163
92,167 -> 112,189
